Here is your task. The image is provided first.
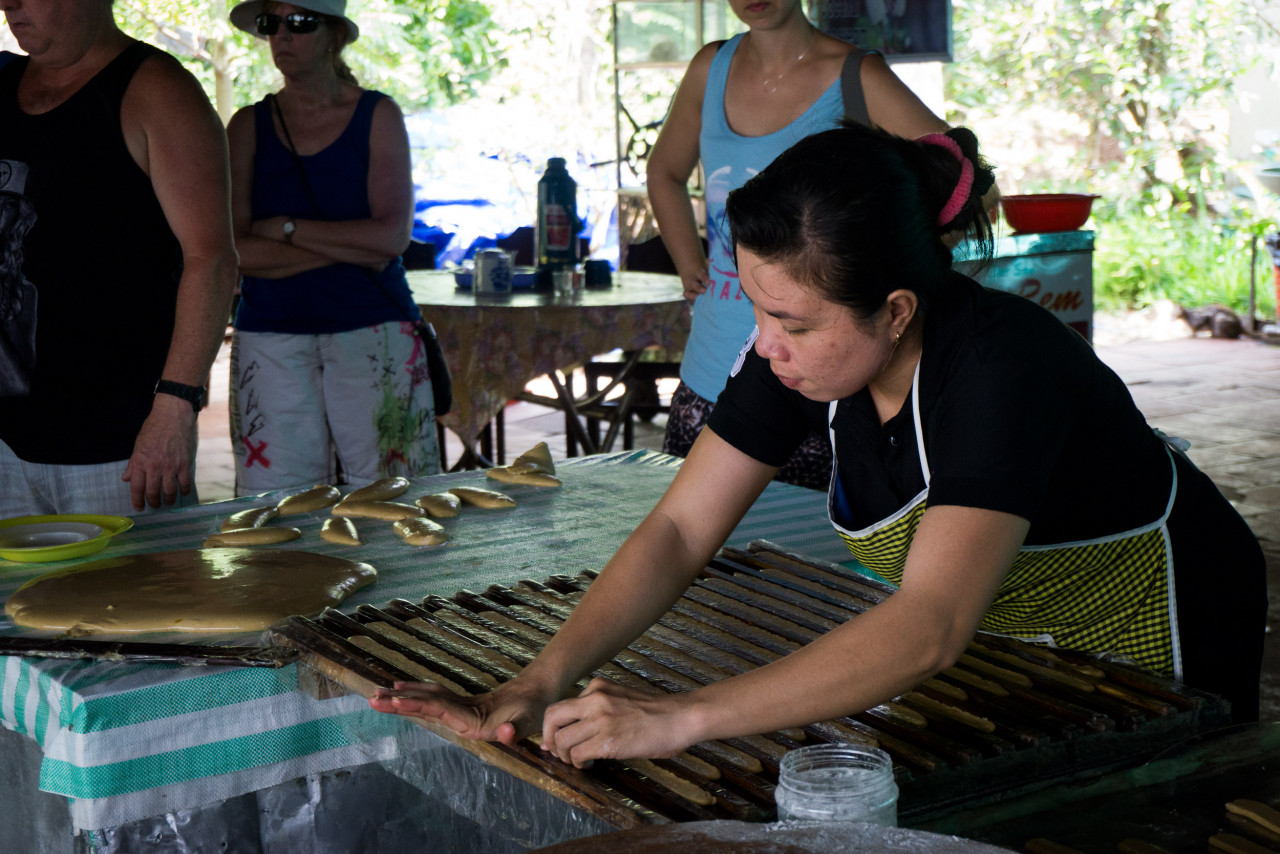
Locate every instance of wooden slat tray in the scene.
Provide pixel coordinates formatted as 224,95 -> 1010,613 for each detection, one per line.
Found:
271,539 -> 1231,828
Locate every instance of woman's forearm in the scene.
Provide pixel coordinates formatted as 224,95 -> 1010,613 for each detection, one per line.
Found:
678,594 -> 959,745
647,176 -> 708,285
537,502 -> 1028,766
285,215 -> 411,267
516,507 -> 716,698
518,432 -> 775,701
234,232 -> 331,278
684,505 -> 1028,745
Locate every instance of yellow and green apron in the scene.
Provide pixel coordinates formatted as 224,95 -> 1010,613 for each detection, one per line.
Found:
827,360 -> 1183,679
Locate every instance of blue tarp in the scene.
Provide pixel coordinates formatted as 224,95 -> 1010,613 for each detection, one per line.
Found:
405,112 -> 616,267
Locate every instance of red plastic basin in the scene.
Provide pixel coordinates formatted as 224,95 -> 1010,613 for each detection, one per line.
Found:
1000,193 -> 1099,233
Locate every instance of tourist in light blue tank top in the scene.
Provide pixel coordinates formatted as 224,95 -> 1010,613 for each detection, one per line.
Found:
688,32 -> 845,404
644,0 -> 949,489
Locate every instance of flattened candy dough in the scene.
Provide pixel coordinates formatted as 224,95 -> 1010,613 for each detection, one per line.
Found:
393,517 -> 449,546
331,500 -> 424,521
321,517 -> 361,546
276,484 -> 341,515
203,527 -> 302,548
341,476 -> 410,504
485,442 -> 560,487
511,441 -> 555,474
1226,800 -> 1280,836
485,467 -> 562,488
5,548 -> 377,635
221,505 -> 279,532
415,493 -> 461,518
448,486 -> 516,509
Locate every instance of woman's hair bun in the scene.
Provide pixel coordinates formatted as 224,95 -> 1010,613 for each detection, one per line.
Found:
944,127 -> 996,198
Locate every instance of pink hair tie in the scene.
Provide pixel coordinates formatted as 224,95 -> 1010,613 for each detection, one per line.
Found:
919,133 -> 974,227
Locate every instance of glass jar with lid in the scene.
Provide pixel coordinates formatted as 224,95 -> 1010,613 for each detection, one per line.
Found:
774,744 -> 898,826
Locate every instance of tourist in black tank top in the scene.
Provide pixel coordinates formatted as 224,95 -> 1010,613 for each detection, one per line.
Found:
0,5 -> 237,516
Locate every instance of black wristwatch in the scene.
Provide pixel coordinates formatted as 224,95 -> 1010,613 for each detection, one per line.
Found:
155,379 -> 207,413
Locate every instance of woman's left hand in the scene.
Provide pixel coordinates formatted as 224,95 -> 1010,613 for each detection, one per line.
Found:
541,678 -> 701,768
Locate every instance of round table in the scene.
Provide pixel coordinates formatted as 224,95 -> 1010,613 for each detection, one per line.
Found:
408,270 -> 690,465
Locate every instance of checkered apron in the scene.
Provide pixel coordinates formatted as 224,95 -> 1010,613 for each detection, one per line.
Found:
825,361 -> 1182,678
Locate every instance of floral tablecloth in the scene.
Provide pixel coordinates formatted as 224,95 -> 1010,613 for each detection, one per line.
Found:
408,271 -> 691,450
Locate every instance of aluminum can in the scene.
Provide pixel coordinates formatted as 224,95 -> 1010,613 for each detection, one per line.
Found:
474,248 -> 513,294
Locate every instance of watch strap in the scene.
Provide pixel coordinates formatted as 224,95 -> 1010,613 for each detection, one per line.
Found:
155,379 -> 207,413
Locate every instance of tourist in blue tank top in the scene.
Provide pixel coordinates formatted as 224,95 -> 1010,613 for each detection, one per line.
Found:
646,0 -> 950,489
226,0 -> 441,494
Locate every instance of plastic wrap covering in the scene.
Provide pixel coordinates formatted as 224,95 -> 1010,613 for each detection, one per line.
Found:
74,728 -> 613,853
0,723 -> 614,854
374,727 -> 617,850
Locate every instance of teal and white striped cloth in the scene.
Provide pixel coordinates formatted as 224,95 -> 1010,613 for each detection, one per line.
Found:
0,451 -> 850,829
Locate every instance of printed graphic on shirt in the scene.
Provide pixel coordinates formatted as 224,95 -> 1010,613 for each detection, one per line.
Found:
0,159 -> 38,397
704,163 -> 755,304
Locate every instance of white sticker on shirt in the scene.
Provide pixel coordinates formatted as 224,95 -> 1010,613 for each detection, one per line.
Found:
730,326 -> 760,379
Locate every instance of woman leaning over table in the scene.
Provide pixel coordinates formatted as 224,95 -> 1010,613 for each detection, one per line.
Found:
646,0 -> 952,490
226,0 -> 440,495
370,124 -> 1267,763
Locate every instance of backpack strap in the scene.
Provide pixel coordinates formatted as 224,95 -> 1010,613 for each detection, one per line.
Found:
840,48 -> 882,127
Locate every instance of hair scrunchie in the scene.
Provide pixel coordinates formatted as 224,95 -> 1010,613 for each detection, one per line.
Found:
918,133 -> 975,228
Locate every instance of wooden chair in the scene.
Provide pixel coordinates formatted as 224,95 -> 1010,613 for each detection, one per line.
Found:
496,226 -> 591,268
576,235 -> 694,453
496,226 -> 535,266
436,411 -> 505,472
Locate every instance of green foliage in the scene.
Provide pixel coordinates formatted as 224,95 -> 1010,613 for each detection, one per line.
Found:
113,0 -> 502,115
1092,204 -> 1278,318
948,0 -> 1280,317
345,0 -> 503,109
113,0 -> 253,115
949,0 -> 1263,207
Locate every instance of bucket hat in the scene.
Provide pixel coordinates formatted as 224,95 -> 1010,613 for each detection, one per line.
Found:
230,0 -> 359,44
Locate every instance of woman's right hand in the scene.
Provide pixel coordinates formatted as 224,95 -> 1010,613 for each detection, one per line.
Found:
682,266 -> 712,301
368,677 -> 556,746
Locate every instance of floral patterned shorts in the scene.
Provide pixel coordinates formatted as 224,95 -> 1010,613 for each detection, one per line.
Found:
230,322 -> 442,494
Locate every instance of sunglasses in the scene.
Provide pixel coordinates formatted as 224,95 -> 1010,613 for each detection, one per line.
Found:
255,12 -> 325,35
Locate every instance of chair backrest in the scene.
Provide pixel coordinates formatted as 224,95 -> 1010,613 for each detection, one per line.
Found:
496,226 -> 536,266
402,239 -> 437,270
623,235 -> 708,274
497,226 -> 592,267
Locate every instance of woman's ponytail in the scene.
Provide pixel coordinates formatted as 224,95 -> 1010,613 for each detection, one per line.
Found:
916,127 -> 995,267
